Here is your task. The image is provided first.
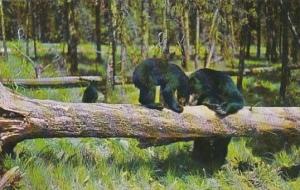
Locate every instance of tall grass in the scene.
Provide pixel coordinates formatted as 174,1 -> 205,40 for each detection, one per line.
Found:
0,42 -> 299,189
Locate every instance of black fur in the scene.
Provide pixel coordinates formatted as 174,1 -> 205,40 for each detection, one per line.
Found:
192,137 -> 231,171
133,58 -> 189,113
189,69 -> 244,171
189,68 -> 244,115
82,81 -> 98,103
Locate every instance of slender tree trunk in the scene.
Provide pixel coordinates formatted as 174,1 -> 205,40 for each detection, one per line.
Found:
162,0 -> 170,58
95,0 -> 102,65
183,1 -> 190,69
31,0 -> 37,59
280,0 -> 289,102
68,0 -> 79,75
203,50 -> 208,68
271,4 -> 278,62
194,8 -> 200,70
106,0 -> 116,88
0,0 -> 7,60
245,1 -> 253,59
116,0 -> 128,85
246,27 -> 251,58
265,1 -> 278,63
36,3 -> 48,42
179,14 -> 187,69
265,2 -> 272,60
141,0 -> 149,59
206,41 -> 215,69
279,24 -> 282,57
63,0 -> 70,56
25,0 -> 30,57
237,25 -> 247,91
292,38 -> 298,64
256,0 -> 261,58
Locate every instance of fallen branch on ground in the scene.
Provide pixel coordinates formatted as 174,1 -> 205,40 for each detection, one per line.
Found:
0,76 -> 103,88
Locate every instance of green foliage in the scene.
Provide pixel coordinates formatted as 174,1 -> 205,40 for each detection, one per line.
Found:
1,40 -> 300,189
0,0 -> 300,187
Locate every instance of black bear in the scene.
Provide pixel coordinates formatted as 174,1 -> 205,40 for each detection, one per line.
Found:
189,68 -> 244,171
132,58 -> 189,113
192,137 -> 231,171
82,81 -> 98,103
189,68 -> 244,115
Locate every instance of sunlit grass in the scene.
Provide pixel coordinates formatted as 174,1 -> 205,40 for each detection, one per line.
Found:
0,42 -> 299,189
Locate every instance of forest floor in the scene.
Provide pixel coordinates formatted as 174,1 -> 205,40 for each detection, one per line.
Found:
0,41 -> 299,189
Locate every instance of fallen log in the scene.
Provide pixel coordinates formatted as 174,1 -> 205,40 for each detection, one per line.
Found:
0,167 -> 22,190
0,82 -> 299,153
224,64 -> 300,76
0,76 -> 103,88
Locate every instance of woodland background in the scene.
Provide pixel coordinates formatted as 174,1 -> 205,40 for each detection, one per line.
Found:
0,0 -> 299,189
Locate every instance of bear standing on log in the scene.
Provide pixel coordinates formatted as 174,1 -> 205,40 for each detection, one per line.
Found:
132,58 -> 189,113
189,68 -> 244,171
189,68 -> 244,116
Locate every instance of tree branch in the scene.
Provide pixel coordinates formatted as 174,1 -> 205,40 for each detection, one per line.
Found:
0,82 -> 299,151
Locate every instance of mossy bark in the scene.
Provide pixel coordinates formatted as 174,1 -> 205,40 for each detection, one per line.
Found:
0,83 -> 300,153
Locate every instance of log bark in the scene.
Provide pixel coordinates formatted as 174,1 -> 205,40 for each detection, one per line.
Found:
1,76 -> 103,88
0,82 -> 299,152
0,166 -> 21,190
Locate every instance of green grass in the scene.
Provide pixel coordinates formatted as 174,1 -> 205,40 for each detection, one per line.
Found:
0,41 -> 299,189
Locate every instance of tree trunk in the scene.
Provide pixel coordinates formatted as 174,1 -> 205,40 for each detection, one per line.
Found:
68,0 -> 79,75
107,0 -> 116,89
0,0 -> 7,60
265,1 -> 272,61
256,0 -> 261,58
246,24 -> 251,58
120,44 -> 127,83
141,0 -> 149,59
271,3 -> 279,62
237,24 -> 247,91
280,0 -> 289,102
292,37 -> 298,65
182,1 -> 190,69
31,0 -> 37,59
179,15 -> 187,69
95,0 -> 102,65
162,0 -> 170,58
25,0 -> 30,57
265,1 -> 278,63
279,24 -> 282,57
0,82 -> 299,153
63,0 -> 70,56
35,2 -> 48,42
194,8 -> 200,70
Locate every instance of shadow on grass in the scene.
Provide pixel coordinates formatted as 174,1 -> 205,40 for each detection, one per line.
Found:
279,164 -> 300,180
112,146 -> 214,179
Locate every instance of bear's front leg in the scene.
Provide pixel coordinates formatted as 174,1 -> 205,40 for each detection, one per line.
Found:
162,86 -> 183,113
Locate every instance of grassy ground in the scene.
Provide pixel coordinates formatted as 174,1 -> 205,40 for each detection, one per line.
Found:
0,42 -> 299,189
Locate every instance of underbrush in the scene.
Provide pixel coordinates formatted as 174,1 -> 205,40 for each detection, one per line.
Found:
0,42 -> 299,189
